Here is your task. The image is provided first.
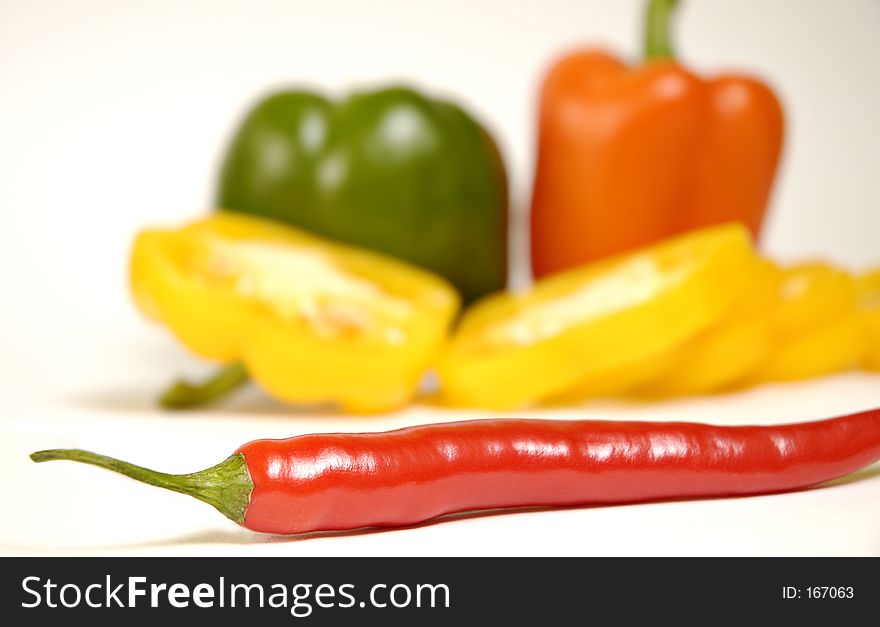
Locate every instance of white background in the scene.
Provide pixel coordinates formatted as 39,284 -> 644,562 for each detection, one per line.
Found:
2,0 -> 880,555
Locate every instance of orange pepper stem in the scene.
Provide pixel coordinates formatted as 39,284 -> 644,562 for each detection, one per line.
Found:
159,362 -> 249,410
644,0 -> 680,61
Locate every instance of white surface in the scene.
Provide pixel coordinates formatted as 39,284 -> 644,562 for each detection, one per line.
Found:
2,0 -> 880,556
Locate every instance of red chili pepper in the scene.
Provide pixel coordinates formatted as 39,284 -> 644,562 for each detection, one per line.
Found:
30,408 -> 880,535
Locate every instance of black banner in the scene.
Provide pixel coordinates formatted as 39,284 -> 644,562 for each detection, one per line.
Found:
1,557 -> 877,623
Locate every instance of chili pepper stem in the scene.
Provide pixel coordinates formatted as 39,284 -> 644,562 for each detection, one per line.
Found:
644,0 -> 680,61
29,449 -> 253,524
159,362 -> 249,410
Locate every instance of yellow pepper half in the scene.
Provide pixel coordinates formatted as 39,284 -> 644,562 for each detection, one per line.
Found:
437,223 -> 756,409
549,347 -> 674,403
639,258 -> 782,397
747,262 -> 862,383
747,312 -> 863,382
130,212 -> 460,413
856,270 -> 880,371
552,257 -> 778,403
771,261 -> 857,339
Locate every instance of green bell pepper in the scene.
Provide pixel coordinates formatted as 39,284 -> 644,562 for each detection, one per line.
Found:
216,86 -> 509,304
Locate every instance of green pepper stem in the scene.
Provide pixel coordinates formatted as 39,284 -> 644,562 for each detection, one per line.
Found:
159,362 -> 249,410
644,0 -> 680,61
29,449 -> 253,524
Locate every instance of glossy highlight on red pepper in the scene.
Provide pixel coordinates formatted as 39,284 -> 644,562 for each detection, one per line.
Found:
30,408 -> 880,535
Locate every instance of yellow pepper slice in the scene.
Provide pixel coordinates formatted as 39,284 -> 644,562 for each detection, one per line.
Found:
550,349 -> 675,403
437,224 -> 756,409
856,270 -> 880,371
747,312 -> 863,382
746,262 -> 862,383
638,259 -> 781,397
130,212 -> 459,413
772,261 -> 856,339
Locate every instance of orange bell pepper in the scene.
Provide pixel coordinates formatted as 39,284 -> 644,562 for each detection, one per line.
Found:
530,0 -> 784,278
